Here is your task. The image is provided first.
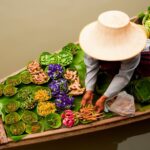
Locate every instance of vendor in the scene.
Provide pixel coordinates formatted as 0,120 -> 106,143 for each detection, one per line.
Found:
79,10 -> 148,112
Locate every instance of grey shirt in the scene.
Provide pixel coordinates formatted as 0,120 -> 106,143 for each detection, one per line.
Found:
84,39 -> 150,98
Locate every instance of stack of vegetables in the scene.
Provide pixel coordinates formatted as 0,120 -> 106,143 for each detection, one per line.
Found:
137,6 -> 150,37
0,43 -> 102,141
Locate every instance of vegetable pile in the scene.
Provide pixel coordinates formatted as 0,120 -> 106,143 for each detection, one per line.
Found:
0,43 -> 96,141
136,6 -> 150,37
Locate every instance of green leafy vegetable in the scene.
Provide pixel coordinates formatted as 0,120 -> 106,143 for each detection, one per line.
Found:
19,70 -> 32,84
26,122 -> 43,134
5,112 -> 21,125
21,110 -> 38,124
4,100 -> 20,113
3,85 -> 18,97
10,121 -> 26,136
45,113 -> 61,129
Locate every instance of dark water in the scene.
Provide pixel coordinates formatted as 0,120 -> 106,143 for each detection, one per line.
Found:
0,0 -> 150,149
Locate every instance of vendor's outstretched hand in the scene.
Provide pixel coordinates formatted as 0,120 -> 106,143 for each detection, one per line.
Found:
81,91 -> 94,107
94,95 -> 108,113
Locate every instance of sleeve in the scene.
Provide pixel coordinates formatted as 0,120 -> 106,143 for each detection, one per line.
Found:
84,54 -> 100,91
104,54 -> 141,97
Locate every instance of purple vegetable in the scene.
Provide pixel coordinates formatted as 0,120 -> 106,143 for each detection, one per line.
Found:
48,78 -> 68,97
55,93 -> 74,110
47,64 -> 64,80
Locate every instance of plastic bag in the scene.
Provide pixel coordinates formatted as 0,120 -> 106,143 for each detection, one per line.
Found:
105,91 -> 135,116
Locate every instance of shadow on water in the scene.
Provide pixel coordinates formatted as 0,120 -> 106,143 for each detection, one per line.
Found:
5,118 -> 150,150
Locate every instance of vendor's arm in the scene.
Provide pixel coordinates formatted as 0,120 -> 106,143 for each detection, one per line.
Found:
104,54 -> 141,97
81,54 -> 99,106
84,54 -> 100,91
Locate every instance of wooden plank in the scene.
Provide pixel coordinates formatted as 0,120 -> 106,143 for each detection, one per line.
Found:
1,110 -> 150,150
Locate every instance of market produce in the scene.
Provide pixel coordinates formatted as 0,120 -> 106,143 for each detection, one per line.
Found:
19,70 -> 32,84
48,78 -> 68,97
64,69 -> 85,95
17,86 -> 33,101
47,64 -> 64,80
45,113 -> 61,129
39,52 -> 51,66
26,122 -> 43,134
3,85 -> 17,97
5,112 -> 21,125
21,110 -> 38,124
61,110 -> 78,127
62,43 -> 80,55
4,101 -> 20,113
58,51 -> 73,67
27,60 -> 49,85
40,53 -> 59,66
37,101 -> 56,116
75,105 -> 103,124
131,77 -> 150,104
136,6 -> 150,37
34,89 -> 51,102
10,121 -> 26,136
0,84 -> 3,97
55,93 -> 74,110
17,86 -> 36,110
5,75 -> 21,87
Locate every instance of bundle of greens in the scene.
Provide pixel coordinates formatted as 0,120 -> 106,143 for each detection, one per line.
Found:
4,101 -> 20,113
5,112 -> 21,125
5,75 -> 21,87
26,122 -> 43,134
17,86 -> 36,110
21,110 -> 38,124
9,121 -> 26,136
19,70 -> 32,84
45,113 -> 61,129
137,6 -> 150,37
3,85 -> 18,97
131,77 -> 150,104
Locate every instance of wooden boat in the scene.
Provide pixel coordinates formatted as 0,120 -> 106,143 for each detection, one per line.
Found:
0,16 -> 150,150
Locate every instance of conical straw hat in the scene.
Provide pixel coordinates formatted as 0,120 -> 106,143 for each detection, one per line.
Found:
79,10 -> 147,61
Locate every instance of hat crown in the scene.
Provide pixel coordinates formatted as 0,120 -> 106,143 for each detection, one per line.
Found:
98,10 -> 130,29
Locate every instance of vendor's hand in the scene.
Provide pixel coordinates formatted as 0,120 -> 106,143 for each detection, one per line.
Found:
94,95 -> 108,113
81,90 -> 94,107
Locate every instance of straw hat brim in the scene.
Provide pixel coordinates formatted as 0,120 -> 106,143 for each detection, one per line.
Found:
79,21 -> 147,61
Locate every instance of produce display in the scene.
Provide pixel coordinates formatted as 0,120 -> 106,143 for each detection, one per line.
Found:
9,121 -> 26,136
4,112 -> 21,125
0,14 -> 149,143
137,6 -> 150,37
0,43 -> 94,141
4,101 -> 20,113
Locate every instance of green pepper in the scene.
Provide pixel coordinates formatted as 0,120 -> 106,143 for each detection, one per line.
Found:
3,85 -> 18,97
